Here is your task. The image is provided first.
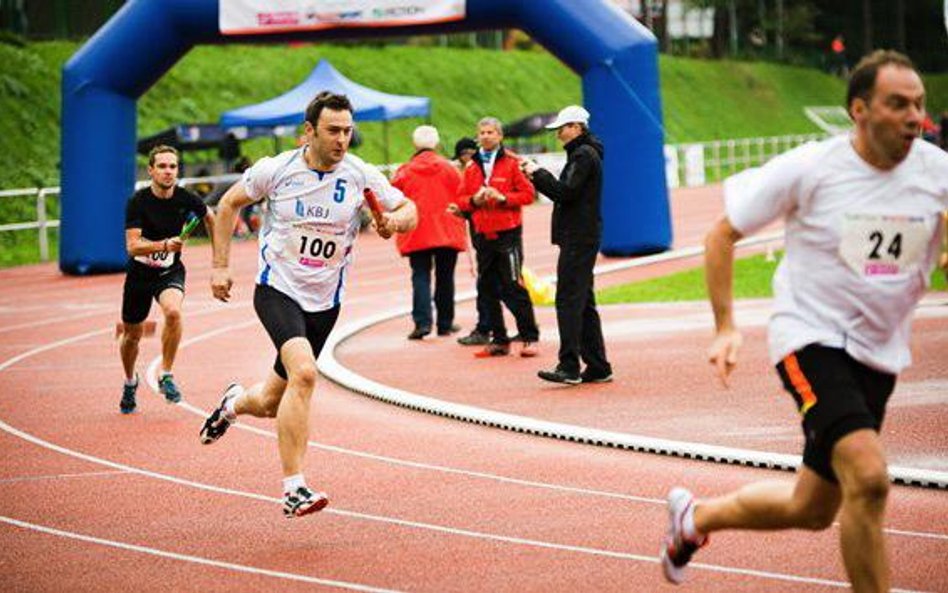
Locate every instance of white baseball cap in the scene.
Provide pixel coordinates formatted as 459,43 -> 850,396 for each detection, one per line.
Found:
545,105 -> 590,129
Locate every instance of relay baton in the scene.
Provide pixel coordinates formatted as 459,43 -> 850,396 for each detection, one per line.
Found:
179,213 -> 200,240
363,188 -> 392,239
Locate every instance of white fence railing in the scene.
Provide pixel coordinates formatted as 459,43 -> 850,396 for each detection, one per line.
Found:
0,134 -> 824,262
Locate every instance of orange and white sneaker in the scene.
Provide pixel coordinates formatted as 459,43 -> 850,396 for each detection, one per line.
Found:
661,487 -> 708,584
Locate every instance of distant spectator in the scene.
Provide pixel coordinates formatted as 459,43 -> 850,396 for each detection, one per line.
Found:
921,114 -> 938,145
452,137 -> 478,173
391,125 -> 467,340
458,117 -> 540,358
829,34 -> 848,78
448,136 -> 494,345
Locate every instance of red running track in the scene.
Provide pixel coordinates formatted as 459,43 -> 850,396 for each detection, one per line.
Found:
0,186 -> 946,592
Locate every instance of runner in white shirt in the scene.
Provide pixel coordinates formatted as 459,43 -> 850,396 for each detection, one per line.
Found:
199,92 -> 417,518
661,51 -> 948,592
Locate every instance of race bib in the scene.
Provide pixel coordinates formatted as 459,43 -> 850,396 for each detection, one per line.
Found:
839,213 -> 929,277
134,250 -> 174,269
283,222 -> 345,269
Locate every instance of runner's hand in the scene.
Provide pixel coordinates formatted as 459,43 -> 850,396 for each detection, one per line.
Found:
707,328 -> 742,388
165,237 -> 183,253
376,212 -> 395,239
211,268 -> 233,303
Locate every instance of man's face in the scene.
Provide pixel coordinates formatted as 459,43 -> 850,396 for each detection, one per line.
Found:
309,108 -> 353,166
477,124 -> 502,152
855,65 -> 925,166
148,152 -> 179,190
555,123 -> 582,147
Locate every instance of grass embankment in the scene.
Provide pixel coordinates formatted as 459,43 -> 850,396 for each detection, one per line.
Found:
597,252 -> 948,304
1,41 -> 946,267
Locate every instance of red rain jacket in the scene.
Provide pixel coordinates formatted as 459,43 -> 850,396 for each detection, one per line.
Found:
391,150 -> 466,255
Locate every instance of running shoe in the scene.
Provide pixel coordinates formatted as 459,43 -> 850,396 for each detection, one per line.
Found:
199,383 -> 242,445
661,487 -> 708,584
120,377 -> 138,414
158,374 -> 182,404
283,486 -> 330,518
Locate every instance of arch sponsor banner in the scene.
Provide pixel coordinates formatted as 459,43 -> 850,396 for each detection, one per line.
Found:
220,0 -> 466,34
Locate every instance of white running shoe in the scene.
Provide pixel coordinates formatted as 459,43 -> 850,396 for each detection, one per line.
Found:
199,383 -> 242,445
283,486 -> 330,518
661,487 -> 708,584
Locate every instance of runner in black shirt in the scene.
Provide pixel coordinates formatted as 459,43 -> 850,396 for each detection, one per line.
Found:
119,145 -> 215,413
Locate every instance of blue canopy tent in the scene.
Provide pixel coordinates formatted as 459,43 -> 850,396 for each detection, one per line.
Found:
219,59 -> 430,163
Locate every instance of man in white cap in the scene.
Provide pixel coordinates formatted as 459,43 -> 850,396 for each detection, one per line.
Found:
521,105 -> 612,385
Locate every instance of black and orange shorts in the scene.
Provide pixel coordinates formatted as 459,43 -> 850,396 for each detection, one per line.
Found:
775,344 -> 896,483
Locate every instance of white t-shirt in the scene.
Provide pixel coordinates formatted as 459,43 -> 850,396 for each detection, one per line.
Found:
242,147 -> 407,312
724,134 -> 948,374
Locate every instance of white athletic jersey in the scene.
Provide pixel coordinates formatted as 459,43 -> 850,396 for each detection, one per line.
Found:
242,147 -> 407,312
725,134 -> 948,374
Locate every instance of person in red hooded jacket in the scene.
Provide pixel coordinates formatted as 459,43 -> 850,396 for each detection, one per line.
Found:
458,117 -> 540,358
392,125 -> 467,339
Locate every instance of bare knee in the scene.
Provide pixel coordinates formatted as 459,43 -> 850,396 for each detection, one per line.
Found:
163,307 -> 182,327
121,325 -> 144,346
845,464 -> 890,508
288,363 -> 317,393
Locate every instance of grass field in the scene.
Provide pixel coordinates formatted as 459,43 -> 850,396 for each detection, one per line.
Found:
1,41 -> 946,268
596,251 -> 948,304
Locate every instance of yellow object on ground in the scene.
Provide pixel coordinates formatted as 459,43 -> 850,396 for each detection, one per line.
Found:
522,266 -> 555,305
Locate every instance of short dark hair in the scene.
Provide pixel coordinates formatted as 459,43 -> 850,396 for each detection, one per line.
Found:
148,145 -> 179,167
846,50 -> 916,116
305,91 -> 353,127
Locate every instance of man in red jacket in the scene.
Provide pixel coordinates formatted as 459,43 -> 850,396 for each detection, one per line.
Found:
392,125 -> 467,339
458,117 -> 540,358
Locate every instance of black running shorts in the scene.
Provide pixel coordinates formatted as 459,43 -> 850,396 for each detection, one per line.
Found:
775,344 -> 896,483
253,284 -> 340,380
121,262 -> 186,324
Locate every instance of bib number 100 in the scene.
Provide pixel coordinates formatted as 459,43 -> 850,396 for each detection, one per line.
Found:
299,235 -> 337,260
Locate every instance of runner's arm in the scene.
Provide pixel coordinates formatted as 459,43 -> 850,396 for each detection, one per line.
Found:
125,228 -> 170,256
210,181 -> 256,302
704,217 -> 745,387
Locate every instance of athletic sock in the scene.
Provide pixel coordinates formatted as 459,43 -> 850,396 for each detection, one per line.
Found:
124,374 -> 138,387
223,390 -> 240,422
160,370 -> 173,380
283,474 -> 306,495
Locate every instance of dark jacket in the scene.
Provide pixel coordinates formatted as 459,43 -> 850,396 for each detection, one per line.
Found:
531,133 -> 603,246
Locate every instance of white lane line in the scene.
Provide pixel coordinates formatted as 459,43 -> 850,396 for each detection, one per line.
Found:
147,319 -> 948,544
0,417 -> 873,590
0,516 -> 401,593
144,329 -> 664,507
0,470 -> 128,485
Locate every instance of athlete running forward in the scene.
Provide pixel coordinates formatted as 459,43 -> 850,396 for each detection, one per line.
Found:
662,51 -> 948,592
200,92 -> 417,518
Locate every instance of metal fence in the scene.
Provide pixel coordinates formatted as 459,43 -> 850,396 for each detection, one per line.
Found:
0,133 -> 825,263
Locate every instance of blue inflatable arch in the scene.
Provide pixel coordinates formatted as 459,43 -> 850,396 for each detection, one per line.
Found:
60,0 -> 671,274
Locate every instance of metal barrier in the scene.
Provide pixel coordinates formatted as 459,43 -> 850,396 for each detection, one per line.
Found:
0,133 -> 825,263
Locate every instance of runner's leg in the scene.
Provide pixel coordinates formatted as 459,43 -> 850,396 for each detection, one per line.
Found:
832,429 -> 890,593
157,287 -> 185,374
275,338 -> 317,477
